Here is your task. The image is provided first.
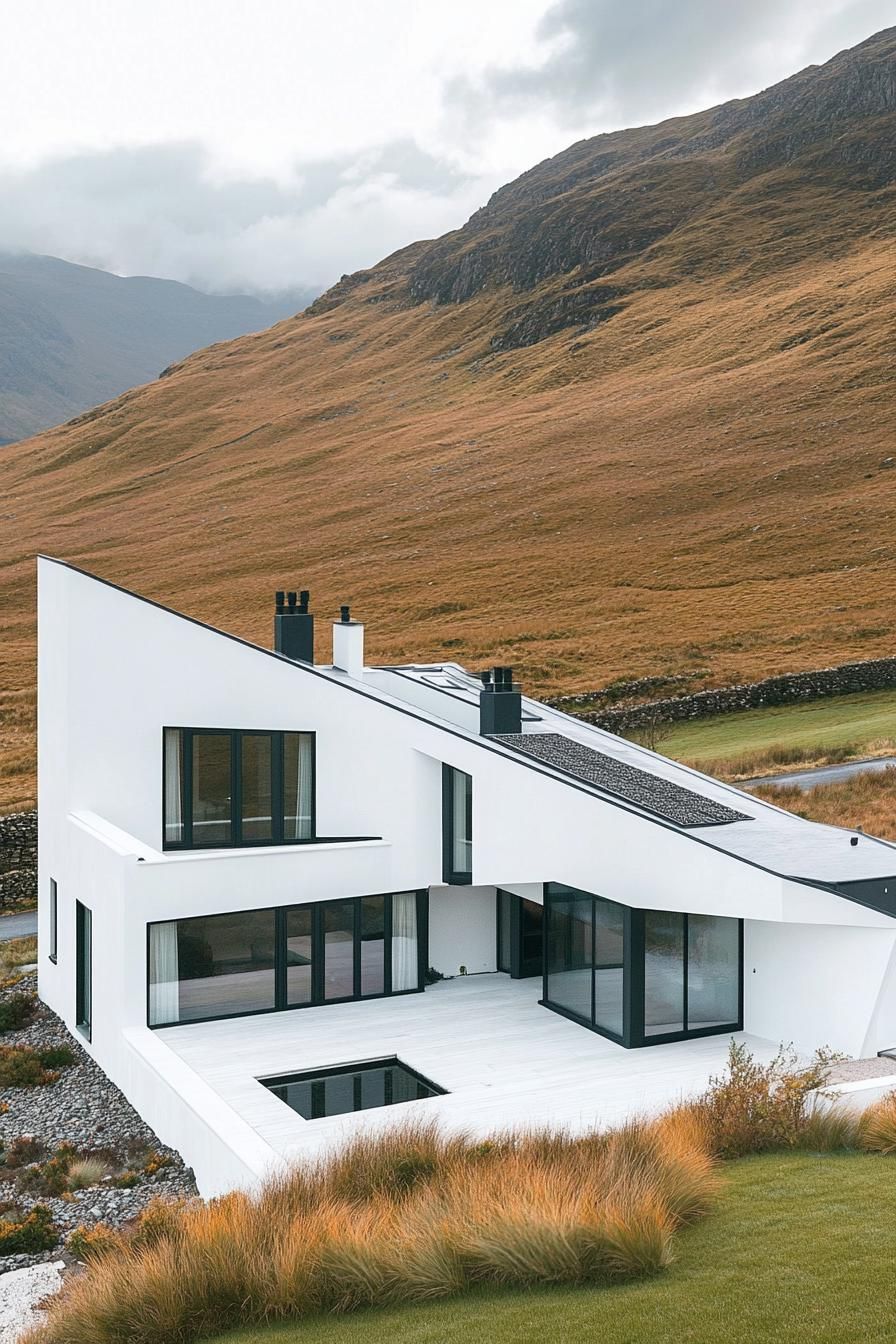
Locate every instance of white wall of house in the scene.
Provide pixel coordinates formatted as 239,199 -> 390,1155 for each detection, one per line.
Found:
429,886 -> 497,977
744,918 -> 896,1056
35,557 -> 896,1193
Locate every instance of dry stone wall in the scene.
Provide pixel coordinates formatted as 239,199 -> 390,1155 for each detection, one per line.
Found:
548,655 -> 896,734
0,809 -> 37,910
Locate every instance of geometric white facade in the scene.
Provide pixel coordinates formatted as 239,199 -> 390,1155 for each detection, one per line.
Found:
37,557 -> 896,1193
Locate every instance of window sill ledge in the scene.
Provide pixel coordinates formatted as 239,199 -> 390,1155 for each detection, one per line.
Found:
146,838 -> 389,865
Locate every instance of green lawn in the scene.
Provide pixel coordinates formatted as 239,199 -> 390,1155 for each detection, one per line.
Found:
212,1153 -> 896,1344
662,689 -> 896,765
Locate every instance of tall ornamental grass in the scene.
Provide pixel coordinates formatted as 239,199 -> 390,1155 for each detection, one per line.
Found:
27,1045 -> 896,1344
25,1117 -> 718,1344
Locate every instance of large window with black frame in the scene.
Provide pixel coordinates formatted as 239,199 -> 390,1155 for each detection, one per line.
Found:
543,883 -> 741,1047
163,728 -> 314,850
147,891 -> 427,1027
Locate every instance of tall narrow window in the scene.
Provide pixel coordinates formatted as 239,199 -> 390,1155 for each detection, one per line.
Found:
149,921 -> 180,1025
192,733 -> 233,845
443,766 -> 472,883
48,878 -> 58,964
545,893 -> 593,1023
76,902 -> 92,1040
644,912 -> 685,1037
283,732 -> 314,840
285,907 -> 313,1007
241,733 -> 274,841
390,892 -> 419,992
686,914 -> 740,1030
323,901 -> 356,1001
163,728 -> 185,844
360,896 -> 386,997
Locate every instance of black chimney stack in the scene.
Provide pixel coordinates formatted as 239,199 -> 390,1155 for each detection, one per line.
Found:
274,588 -> 314,663
480,664 -> 522,735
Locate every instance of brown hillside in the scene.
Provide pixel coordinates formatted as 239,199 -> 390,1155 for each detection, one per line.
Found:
3,28 -> 896,810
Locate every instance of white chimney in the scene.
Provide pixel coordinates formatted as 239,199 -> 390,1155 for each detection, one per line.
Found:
332,605 -> 364,678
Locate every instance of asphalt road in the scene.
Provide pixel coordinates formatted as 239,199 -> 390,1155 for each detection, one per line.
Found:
744,756 -> 896,791
0,910 -> 38,941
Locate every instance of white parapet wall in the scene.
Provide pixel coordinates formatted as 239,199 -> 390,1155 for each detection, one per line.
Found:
811,1073 -> 896,1118
121,1028 -> 283,1197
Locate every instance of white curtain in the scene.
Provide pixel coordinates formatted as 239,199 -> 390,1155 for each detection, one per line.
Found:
164,729 -> 184,843
285,733 -> 313,840
149,921 -> 180,1025
391,892 -> 418,991
298,734 -> 313,838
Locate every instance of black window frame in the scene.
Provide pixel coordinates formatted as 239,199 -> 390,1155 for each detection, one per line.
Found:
442,764 -> 473,884
542,883 -> 743,1048
162,727 -> 317,851
75,900 -> 92,1041
496,890 -> 544,979
146,890 -> 429,1028
48,878 -> 58,964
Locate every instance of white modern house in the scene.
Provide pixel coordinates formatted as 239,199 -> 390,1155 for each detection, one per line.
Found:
37,556 -> 896,1194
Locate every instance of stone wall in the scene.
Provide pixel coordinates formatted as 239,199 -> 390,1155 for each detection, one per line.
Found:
548,655 -> 896,734
0,810 -> 37,911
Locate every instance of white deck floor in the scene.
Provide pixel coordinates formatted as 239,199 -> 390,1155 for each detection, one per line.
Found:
158,974 -> 779,1166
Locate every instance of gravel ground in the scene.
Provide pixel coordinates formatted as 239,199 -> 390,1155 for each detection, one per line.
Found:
0,1260 -> 64,1343
825,1057 -> 896,1084
0,972 -> 197,1273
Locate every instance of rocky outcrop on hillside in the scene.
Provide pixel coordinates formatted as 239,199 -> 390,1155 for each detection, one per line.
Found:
403,26 -> 896,345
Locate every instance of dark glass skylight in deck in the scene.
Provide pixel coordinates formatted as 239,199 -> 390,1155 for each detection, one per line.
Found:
261,1057 -> 446,1120
492,733 -> 751,828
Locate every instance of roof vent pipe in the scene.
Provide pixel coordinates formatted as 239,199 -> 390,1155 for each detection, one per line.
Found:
480,664 -> 522,735
274,588 -> 314,663
333,605 -> 364,678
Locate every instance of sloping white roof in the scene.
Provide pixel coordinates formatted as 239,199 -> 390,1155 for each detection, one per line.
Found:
363,663 -> 896,887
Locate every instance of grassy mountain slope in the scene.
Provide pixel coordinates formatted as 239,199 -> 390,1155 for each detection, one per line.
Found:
0,252 -> 315,443
2,29 -> 896,809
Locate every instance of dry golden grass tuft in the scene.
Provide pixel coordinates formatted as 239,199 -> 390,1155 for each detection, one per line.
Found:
27,1041 -> 896,1344
26,1119 -> 716,1344
857,1091 -> 896,1153
753,765 -> 896,839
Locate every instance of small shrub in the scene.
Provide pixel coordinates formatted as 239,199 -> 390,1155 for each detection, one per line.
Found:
15,1143 -> 77,1196
38,1045 -> 77,1069
130,1197 -> 192,1251
697,1041 -> 841,1158
858,1091 -> 896,1153
4,1134 -> 46,1168
67,1222 -> 122,1262
142,1150 -> 173,1177
0,991 -> 36,1032
0,1044 -> 60,1087
112,1171 -> 139,1189
0,1201 -> 57,1254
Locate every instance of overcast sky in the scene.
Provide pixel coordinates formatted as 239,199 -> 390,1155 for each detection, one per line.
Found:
1,0 -> 894,295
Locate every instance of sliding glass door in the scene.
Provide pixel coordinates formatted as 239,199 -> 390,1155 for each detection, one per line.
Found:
543,884 -> 741,1047
148,891 -> 426,1027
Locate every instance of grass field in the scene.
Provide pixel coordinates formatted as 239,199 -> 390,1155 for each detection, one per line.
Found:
662,690 -> 896,770
208,1153 -> 896,1344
